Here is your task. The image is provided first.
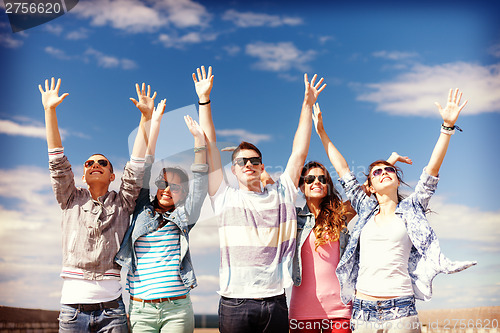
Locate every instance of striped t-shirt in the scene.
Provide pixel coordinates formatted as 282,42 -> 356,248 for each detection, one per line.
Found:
211,171 -> 298,298
127,221 -> 189,300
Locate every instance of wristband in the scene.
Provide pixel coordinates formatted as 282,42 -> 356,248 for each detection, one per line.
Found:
198,100 -> 210,105
441,123 -> 462,135
194,145 -> 207,153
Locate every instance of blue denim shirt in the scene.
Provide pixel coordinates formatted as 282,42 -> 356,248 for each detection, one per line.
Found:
292,204 -> 350,286
336,169 -> 476,305
115,161 -> 208,289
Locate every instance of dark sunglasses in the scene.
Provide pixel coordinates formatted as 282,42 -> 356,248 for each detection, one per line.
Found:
155,179 -> 182,193
371,166 -> 396,178
233,157 -> 262,167
304,175 -> 327,185
84,159 -> 109,168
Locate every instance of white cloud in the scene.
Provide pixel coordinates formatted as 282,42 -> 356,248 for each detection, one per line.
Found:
44,24 -> 63,35
372,50 -> 419,61
245,41 -> 316,72
223,45 -> 241,56
222,9 -> 303,28
85,47 -> 137,70
217,128 -> 272,144
428,196 -> 500,251
44,46 -> 72,60
0,32 -> 23,48
319,35 -> 335,45
489,43 -> 500,58
356,62 -> 500,116
158,31 -> 217,48
71,0 -> 210,33
66,28 -> 89,40
0,119 -> 49,139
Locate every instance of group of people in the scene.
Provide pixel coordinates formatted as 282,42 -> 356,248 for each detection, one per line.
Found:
40,65 -> 476,333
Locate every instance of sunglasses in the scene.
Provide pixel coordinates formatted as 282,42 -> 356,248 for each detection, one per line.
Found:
371,166 -> 396,178
303,175 -> 327,185
233,157 -> 262,167
84,159 -> 109,168
155,179 -> 182,193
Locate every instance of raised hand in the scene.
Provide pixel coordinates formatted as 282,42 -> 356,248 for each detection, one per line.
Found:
304,73 -> 326,106
130,83 -> 157,118
152,99 -> 166,123
39,77 -> 69,111
434,88 -> 468,128
192,65 -> 213,103
312,103 -> 325,135
184,115 -> 205,142
388,152 -> 413,166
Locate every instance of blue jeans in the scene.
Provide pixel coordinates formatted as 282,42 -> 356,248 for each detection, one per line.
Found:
351,296 -> 421,333
58,298 -> 128,333
218,293 -> 289,333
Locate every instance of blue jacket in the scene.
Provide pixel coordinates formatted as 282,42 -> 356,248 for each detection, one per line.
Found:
335,169 -> 476,305
292,204 -> 350,286
115,161 -> 208,289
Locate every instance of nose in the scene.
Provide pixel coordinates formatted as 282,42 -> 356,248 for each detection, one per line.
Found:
245,160 -> 253,167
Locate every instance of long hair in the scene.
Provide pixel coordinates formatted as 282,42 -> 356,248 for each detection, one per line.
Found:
152,167 -> 189,211
365,160 -> 407,203
299,161 -> 347,251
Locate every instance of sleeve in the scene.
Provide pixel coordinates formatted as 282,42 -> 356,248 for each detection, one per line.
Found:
48,152 -> 77,210
338,171 -> 374,215
277,171 -> 299,204
183,163 -> 209,226
133,155 -> 154,216
119,159 -> 146,215
411,168 -> 439,211
210,179 -> 230,215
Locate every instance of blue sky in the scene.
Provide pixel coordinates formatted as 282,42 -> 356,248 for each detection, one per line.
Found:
0,0 -> 499,313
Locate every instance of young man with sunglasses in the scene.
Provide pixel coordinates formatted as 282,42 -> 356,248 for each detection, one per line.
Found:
193,65 -> 326,333
40,78 -> 159,332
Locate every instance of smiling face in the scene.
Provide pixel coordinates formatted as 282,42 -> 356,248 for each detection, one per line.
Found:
368,163 -> 400,195
82,154 -> 115,186
231,149 -> 265,191
301,167 -> 328,201
156,171 -> 186,212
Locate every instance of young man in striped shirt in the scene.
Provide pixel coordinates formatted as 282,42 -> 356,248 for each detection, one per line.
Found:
193,66 -> 326,332
40,78 -> 157,332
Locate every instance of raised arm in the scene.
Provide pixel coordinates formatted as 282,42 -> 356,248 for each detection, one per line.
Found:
39,77 -> 69,149
184,115 -> 207,165
193,65 -> 223,196
312,103 -> 350,178
285,74 -> 327,187
146,99 -> 166,158
426,88 -> 467,176
130,83 -> 157,159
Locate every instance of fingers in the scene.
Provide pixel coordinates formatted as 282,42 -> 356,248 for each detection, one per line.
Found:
151,91 -> 157,100
130,98 -> 139,106
135,83 -> 141,97
207,66 -> 212,78
55,78 -> 62,93
458,99 -> 468,112
192,73 -> 197,83
38,84 -> 44,94
197,68 -> 202,82
201,66 -> 206,80
45,79 -> 49,91
146,84 -> 151,97
50,77 -> 55,90
317,83 -> 327,94
448,88 -> 453,103
434,102 -> 443,111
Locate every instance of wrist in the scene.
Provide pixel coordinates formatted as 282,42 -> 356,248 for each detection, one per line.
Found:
198,99 -> 211,105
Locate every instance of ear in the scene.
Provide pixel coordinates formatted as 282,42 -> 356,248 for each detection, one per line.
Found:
231,165 -> 236,175
82,174 -> 86,183
259,163 -> 265,173
369,185 -> 376,194
109,173 -> 115,182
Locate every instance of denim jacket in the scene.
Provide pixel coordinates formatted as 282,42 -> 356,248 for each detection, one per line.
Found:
115,161 -> 208,289
336,169 -> 476,305
292,204 -> 350,286
49,155 -> 144,280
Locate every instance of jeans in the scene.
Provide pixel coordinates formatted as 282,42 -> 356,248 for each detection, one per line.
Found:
351,296 -> 420,333
219,293 -> 289,333
58,298 -> 128,333
129,295 -> 194,333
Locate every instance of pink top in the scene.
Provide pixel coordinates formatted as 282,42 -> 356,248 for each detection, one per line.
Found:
289,231 -> 352,320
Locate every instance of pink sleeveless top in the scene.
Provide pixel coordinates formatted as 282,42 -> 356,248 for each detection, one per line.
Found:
289,231 -> 352,320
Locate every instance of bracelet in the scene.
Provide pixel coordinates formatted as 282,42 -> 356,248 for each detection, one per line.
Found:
198,100 -> 210,105
194,145 -> 207,153
441,123 -> 462,135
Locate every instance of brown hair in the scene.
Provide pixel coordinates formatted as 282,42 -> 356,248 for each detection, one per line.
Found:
231,141 -> 262,162
300,161 -> 347,251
